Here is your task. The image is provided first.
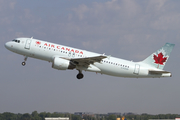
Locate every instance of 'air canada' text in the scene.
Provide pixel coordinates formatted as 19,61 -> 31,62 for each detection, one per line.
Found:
36,41 -> 83,54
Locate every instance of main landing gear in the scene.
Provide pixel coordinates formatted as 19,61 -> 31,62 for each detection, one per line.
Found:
22,56 -> 28,66
76,70 -> 84,79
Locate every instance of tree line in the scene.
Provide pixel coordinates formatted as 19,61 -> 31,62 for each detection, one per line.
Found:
0,111 -> 179,120
0,111 -> 80,120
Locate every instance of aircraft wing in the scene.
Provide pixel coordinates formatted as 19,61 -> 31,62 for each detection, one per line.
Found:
70,55 -> 107,66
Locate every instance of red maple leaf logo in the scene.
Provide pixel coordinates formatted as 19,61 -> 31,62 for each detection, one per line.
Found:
36,41 -> 41,45
153,52 -> 167,68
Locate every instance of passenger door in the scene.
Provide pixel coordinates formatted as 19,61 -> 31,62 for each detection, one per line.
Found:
25,39 -> 32,49
134,64 -> 140,75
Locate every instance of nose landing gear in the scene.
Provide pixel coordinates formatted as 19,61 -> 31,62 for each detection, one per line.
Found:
22,56 -> 28,66
22,62 -> 26,66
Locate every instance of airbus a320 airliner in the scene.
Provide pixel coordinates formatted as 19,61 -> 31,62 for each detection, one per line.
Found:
5,37 -> 175,79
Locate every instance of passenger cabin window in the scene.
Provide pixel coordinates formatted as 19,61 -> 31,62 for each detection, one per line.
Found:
12,39 -> 20,43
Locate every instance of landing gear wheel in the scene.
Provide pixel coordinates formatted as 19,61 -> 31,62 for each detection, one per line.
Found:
22,62 -> 26,66
77,73 -> 84,79
22,56 -> 28,66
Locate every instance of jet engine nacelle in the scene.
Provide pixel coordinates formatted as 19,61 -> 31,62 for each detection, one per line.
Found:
52,57 -> 75,70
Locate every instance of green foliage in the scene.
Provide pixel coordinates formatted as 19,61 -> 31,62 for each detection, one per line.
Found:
106,114 -> 116,120
0,112 -> 18,120
71,114 -> 81,120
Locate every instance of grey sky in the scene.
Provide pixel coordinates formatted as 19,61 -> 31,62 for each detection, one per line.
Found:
1,0 -> 180,114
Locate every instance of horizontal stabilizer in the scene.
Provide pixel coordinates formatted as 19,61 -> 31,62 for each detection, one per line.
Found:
149,69 -> 171,74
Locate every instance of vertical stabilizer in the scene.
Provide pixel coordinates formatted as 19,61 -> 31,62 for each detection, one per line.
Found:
142,43 -> 175,70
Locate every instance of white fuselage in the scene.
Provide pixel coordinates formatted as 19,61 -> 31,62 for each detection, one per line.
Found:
5,38 -> 172,78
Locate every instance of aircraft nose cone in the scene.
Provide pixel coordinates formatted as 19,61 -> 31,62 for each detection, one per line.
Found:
5,42 -> 11,49
5,42 -> 8,48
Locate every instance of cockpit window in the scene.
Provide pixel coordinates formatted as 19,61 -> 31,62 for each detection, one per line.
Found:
12,39 -> 20,43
